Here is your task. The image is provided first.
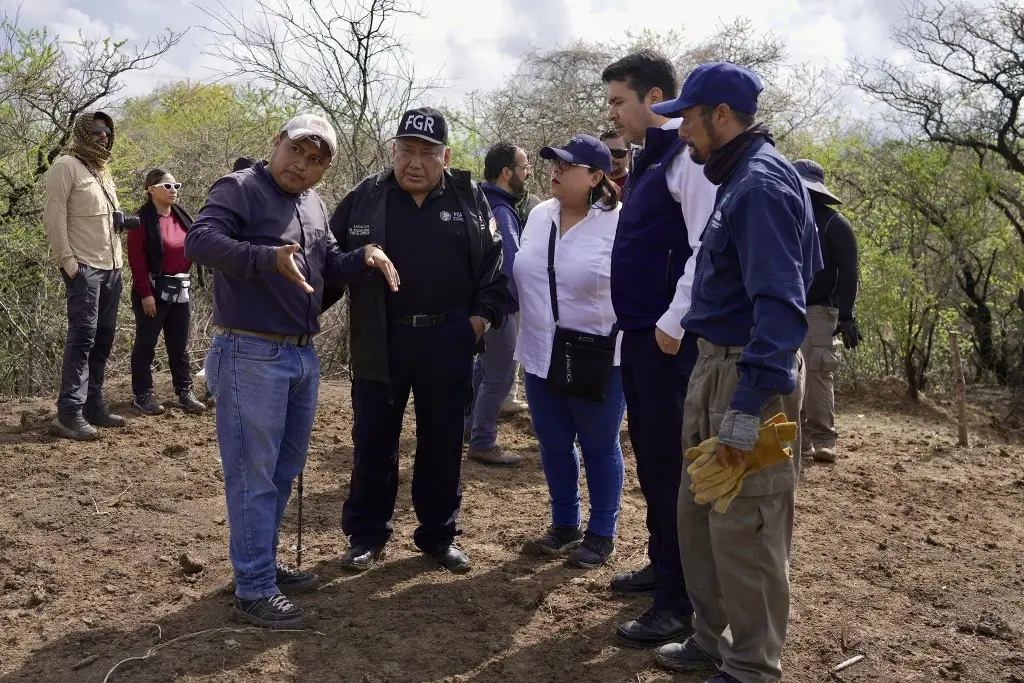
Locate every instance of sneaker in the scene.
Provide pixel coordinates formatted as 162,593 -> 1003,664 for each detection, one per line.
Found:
529,525 -> 584,556
567,532 -> 615,569
49,413 -> 98,441
275,564 -> 320,595
233,593 -> 314,630
500,399 -> 529,416
133,392 -> 165,416
177,389 -> 206,415
83,404 -> 125,428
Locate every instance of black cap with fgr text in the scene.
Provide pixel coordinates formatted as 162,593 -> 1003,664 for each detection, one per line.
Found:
395,107 -> 449,146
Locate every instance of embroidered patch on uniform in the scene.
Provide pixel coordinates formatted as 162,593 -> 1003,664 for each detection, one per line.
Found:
440,211 -> 452,222
453,212 -> 464,222
351,225 -> 371,236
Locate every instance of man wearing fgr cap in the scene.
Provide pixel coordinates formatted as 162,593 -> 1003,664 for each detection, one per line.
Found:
325,107 -> 506,574
186,114 -> 399,630
651,64 -> 821,683
792,159 -> 861,464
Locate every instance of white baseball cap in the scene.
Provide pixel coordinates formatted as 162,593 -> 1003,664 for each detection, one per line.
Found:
279,114 -> 337,157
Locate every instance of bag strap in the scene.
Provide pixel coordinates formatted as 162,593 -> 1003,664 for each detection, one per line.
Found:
547,221 -> 560,325
74,156 -> 118,213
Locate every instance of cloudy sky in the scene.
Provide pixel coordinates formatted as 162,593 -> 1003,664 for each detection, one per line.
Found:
7,0 -> 956,104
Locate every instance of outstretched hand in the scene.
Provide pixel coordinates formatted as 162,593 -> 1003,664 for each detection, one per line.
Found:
275,244 -> 314,294
364,245 -> 400,292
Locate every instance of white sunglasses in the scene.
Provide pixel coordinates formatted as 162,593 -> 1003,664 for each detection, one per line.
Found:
153,182 -> 182,191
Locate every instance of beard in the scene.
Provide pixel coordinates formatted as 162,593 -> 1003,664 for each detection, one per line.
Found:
509,174 -> 527,198
688,142 -> 708,165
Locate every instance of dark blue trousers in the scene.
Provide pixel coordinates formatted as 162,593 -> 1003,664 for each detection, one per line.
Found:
342,317 -> 476,552
620,328 -> 698,615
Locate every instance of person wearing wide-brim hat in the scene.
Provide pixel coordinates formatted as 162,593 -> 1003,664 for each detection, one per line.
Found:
791,159 -> 861,464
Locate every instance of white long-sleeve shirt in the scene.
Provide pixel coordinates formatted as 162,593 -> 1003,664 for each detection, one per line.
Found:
513,198 -> 622,379
652,119 -> 719,340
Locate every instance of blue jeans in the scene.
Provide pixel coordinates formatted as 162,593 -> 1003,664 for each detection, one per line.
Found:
205,332 -> 320,600
524,369 -> 626,538
465,313 -> 518,451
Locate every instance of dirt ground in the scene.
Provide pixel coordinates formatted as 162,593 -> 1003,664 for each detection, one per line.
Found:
0,374 -> 1022,683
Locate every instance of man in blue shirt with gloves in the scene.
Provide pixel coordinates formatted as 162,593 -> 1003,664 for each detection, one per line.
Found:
651,64 -> 821,683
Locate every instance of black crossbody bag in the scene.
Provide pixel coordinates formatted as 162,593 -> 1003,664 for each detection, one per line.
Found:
544,221 -> 618,403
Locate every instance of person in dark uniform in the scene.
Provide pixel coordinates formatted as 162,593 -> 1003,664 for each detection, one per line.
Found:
325,107 -> 506,574
792,159 -> 861,464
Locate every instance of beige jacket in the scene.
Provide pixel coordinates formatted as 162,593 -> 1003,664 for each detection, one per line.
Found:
43,155 -> 123,276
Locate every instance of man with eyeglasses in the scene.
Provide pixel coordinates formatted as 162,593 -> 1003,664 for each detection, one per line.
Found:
186,113 -> 400,630
601,50 -> 719,647
325,107 -> 506,575
463,142 -> 530,467
599,130 -> 632,191
44,111 -> 127,441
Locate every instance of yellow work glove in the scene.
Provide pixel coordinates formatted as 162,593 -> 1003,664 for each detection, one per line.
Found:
687,414 -> 798,512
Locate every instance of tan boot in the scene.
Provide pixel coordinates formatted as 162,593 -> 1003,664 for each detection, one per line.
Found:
467,446 -> 522,468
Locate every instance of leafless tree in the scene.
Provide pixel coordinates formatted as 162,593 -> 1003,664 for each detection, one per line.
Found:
200,0 -> 443,186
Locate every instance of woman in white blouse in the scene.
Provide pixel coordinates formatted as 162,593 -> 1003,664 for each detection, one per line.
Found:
513,134 -> 625,569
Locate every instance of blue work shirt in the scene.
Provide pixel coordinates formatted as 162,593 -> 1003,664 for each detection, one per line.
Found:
185,162 -> 369,336
480,182 -> 523,312
682,138 -> 823,415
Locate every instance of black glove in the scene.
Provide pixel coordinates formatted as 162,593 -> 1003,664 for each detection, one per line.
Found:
835,318 -> 862,350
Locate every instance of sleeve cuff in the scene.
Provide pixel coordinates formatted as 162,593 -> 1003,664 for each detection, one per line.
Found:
729,384 -> 773,416
655,310 -> 685,340
256,246 -> 278,274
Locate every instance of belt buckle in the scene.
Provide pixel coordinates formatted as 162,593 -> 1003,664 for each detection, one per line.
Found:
411,314 -> 428,328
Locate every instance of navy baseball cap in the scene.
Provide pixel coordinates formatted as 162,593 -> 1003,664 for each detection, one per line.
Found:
793,159 -> 842,205
652,62 -> 764,118
539,134 -> 613,175
395,107 -> 449,145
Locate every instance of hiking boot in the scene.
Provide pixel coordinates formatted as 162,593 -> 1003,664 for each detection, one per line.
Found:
50,413 -> 98,441
617,606 -> 694,647
654,636 -> 722,674
133,392 -> 165,416
177,389 -> 206,415
609,562 -> 657,596
813,445 -> 837,463
529,524 -> 584,556
467,446 -> 522,468
275,564 -> 320,595
567,532 -> 615,569
233,593 -> 314,629
83,404 -> 125,428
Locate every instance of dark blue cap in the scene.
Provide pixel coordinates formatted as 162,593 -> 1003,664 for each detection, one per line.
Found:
652,62 -> 764,118
539,134 -> 612,175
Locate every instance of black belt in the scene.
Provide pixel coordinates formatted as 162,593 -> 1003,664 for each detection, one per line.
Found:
391,309 -> 463,328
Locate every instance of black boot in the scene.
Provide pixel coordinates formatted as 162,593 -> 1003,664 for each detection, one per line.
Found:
133,392 -> 166,416
83,404 -> 125,428
617,606 -> 694,647
177,389 -> 206,415
609,562 -> 657,596
567,532 -> 615,569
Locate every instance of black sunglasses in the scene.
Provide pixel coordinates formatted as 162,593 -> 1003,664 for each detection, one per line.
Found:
609,148 -> 629,159
153,182 -> 182,191
92,125 -> 112,136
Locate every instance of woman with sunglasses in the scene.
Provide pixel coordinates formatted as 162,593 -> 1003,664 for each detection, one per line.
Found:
127,168 -> 206,416
513,134 -> 625,569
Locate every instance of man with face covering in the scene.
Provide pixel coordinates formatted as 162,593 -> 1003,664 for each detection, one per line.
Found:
44,111 -> 126,440
326,107 -> 506,575
651,63 -> 821,683
186,114 -> 399,629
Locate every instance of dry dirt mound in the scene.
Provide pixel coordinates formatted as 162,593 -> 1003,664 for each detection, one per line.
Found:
0,376 -> 1022,682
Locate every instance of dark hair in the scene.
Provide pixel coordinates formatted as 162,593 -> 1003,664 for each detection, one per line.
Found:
599,130 -> 622,143
699,104 -> 755,128
144,167 -> 171,189
483,142 -> 519,183
588,168 -> 620,212
601,50 -> 678,103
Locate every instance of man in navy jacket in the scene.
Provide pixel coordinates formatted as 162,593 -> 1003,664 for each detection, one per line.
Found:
651,64 -> 821,683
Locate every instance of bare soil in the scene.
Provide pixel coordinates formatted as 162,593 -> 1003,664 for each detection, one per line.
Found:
0,375 -> 1022,683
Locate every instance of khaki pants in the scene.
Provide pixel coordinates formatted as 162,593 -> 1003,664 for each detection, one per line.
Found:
678,339 -> 804,683
799,306 -> 840,452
